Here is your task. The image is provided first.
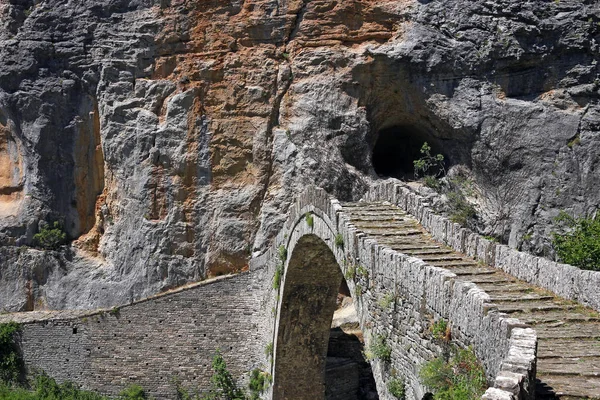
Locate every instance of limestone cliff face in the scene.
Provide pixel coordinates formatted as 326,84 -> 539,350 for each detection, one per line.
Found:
0,0 -> 598,310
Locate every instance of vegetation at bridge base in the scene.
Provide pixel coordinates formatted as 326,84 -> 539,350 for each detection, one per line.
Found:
174,350 -> 270,400
419,346 -> 486,400
0,322 -> 22,385
552,211 -> 600,271
0,373 -> 149,400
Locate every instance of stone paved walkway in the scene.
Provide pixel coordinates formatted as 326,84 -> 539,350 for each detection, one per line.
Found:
341,201 -> 600,400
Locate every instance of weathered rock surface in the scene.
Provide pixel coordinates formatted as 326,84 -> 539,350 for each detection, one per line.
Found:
0,0 -> 598,310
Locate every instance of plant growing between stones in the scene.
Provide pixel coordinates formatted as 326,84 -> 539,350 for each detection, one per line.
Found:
552,211 -> 600,271
334,233 -> 344,248
365,334 -> 391,362
248,369 -> 271,400
277,245 -> 287,262
33,221 -> 66,250
387,378 -> 406,400
201,350 -> 246,400
356,265 -> 368,278
265,343 -> 273,361
344,264 -> 356,280
354,284 -> 363,298
447,191 -> 477,227
419,346 -> 486,400
305,212 -> 314,229
272,263 -> 283,291
431,319 -> 450,341
377,293 -> 395,309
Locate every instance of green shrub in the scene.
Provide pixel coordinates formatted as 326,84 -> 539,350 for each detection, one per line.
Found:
356,265 -> 368,278
334,234 -> 344,248
377,293 -> 395,309
118,385 -> 147,400
387,378 -> 406,400
354,284 -> 363,298
0,322 -> 22,385
414,142 -> 445,179
423,175 -> 442,192
552,211 -> 600,271
0,373 -> 110,399
265,343 -> 273,360
366,335 -> 391,362
305,213 -> 314,229
33,222 -> 66,250
248,369 -> 270,400
202,351 -> 246,400
344,264 -> 356,280
431,319 -> 449,340
447,192 -> 476,227
419,346 -> 486,400
272,263 -> 283,291
277,245 -> 287,262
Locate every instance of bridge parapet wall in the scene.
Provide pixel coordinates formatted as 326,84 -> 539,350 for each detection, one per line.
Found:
364,180 -> 600,313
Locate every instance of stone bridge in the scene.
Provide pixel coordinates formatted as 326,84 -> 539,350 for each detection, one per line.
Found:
1,182 -> 599,400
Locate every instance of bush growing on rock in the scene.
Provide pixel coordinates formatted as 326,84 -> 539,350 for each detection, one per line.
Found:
552,211 -> 600,271
33,222 -> 66,250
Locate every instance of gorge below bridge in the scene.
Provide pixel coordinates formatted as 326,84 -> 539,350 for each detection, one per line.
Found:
1,181 -> 599,400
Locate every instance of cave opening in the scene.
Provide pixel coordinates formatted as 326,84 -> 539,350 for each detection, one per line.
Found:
372,125 -> 446,180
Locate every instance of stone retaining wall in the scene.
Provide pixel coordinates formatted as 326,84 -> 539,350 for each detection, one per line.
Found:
0,274 -> 273,399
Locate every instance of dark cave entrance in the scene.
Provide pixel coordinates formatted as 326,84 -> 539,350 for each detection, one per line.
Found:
372,125 -> 446,180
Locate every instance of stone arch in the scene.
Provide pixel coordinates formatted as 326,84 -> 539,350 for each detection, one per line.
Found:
272,234 -> 344,399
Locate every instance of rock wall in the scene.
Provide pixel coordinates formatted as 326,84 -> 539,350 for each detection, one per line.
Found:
0,0 -> 598,316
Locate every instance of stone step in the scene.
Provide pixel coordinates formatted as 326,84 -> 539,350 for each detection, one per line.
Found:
497,302 -> 578,314
518,311 -> 600,325
428,260 -> 480,267
538,356 -> 600,377
476,282 -> 539,293
536,374 -> 600,399
352,222 -> 421,230
488,293 -> 555,302
363,229 -> 423,237
457,275 -> 515,284
535,322 -> 600,340
539,339 -> 600,358
413,254 -> 466,262
450,269 -> 498,277
400,248 -> 454,256
438,266 -> 496,275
